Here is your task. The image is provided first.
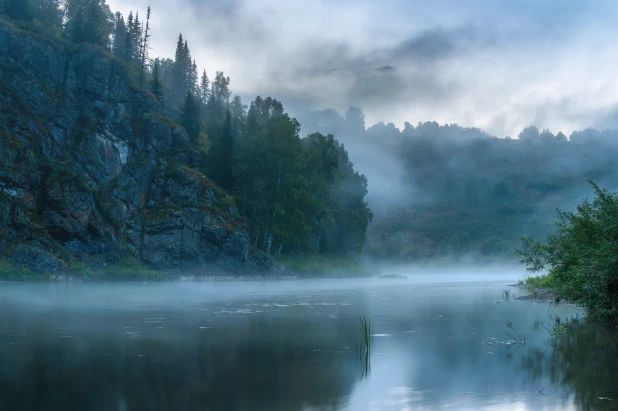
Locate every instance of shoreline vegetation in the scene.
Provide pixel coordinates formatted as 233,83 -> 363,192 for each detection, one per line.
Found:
0,255 -> 375,282
518,182 -> 618,325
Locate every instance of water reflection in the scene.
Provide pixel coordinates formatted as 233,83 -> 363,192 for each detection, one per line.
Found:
519,317 -> 618,411
0,280 -> 615,410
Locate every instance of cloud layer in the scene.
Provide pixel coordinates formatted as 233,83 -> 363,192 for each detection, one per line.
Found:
109,0 -> 618,137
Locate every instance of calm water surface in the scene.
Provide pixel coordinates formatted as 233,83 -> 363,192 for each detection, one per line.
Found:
0,276 -> 616,410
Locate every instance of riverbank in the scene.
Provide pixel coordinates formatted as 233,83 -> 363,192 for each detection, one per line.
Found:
0,255 -> 367,282
515,287 -> 556,302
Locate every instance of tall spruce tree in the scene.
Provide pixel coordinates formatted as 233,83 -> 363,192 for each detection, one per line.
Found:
230,95 -> 247,141
199,70 -> 210,106
189,59 -> 198,95
112,12 -> 126,59
220,109 -> 234,191
180,92 -> 200,143
171,34 -> 186,96
138,6 -> 151,88
36,0 -> 64,36
124,11 -> 134,63
150,58 -> 164,103
66,0 -> 113,47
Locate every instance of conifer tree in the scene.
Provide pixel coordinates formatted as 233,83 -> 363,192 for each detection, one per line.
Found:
180,91 -> 200,143
138,6 -> 151,88
181,40 -> 192,94
65,0 -> 113,47
230,95 -> 247,140
36,0 -> 63,36
172,33 -> 185,96
124,11 -> 134,63
199,70 -> 210,106
129,11 -> 142,62
190,59 -> 198,95
150,58 -> 164,103
220,109 -> 234,191
112,12 -> 126,59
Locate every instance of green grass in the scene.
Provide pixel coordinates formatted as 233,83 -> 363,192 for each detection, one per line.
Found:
0,260 -> 51,281
524,274 -> 556,290
67,259 -> 174,282
275,254 -> 373,277
0,258 -> 174,282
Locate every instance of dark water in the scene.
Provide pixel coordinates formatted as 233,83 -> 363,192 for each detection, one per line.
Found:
0,276 -> 616,410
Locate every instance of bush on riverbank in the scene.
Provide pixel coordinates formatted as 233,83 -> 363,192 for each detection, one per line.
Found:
520,274 -> 556,290
519,181 -> 618,322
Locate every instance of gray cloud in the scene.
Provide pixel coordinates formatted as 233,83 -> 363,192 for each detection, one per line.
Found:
109,0 -> 618,137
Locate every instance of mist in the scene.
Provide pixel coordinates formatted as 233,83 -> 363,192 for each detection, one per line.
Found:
108,0 -> 618,139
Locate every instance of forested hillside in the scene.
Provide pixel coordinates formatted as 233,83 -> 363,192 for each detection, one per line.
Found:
299,109 -> 618,262
4,0 -> 618,274
0,0 -> 372,275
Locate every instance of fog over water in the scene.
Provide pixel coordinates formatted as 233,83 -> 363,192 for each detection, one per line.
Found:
2,278 -> 614,411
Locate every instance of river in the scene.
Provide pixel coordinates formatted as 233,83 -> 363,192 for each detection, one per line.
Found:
0,275 -> 616,410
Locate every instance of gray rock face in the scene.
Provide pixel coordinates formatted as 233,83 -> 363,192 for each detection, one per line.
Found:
0,23 -> 274,275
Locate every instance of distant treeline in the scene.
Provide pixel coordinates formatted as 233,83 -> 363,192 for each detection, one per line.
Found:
0,0 -> 373,258
299,108 -> 618,261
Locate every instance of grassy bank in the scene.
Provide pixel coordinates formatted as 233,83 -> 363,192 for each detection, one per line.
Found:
0,259 -> 173,282
275,254 -> 375,277
66,259 -> 174,281
519,274 -> 556,290
0,261 -> 51,281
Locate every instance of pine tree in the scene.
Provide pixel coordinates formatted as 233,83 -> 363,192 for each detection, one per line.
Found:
220,109 -> 234,191
112,12 -> 126,60
207,71 -> 231,121
138,6 -> 151,88
150,58 -> 164,103
36,0 -> 63,36
189,59 -> 198,95
124,11 -> 134,63
230,95 -> 247,140
66,0 -> 113,47
130,11 -> 142,62
199,70 -> 210,106
172,33 -> 185,96
180,92 -> 200,143
181,40 -> 192,94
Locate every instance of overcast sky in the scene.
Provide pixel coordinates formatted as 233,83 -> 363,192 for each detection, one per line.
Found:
108,0 -> 618,137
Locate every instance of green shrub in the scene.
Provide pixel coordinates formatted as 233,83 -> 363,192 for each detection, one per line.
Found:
519,181 -> 618,321
524,274 -> 556,290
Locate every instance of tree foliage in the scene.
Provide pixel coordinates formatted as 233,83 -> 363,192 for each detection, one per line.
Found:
149,58 -> 164,103
519,181 -> 618,321
2,8 -> 374,261
64,0 -> 113,47
234,97 -> 372,256
180,91 -> 200,144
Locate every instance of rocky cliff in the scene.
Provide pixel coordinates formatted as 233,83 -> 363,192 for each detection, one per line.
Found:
0,22 -> 275,275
